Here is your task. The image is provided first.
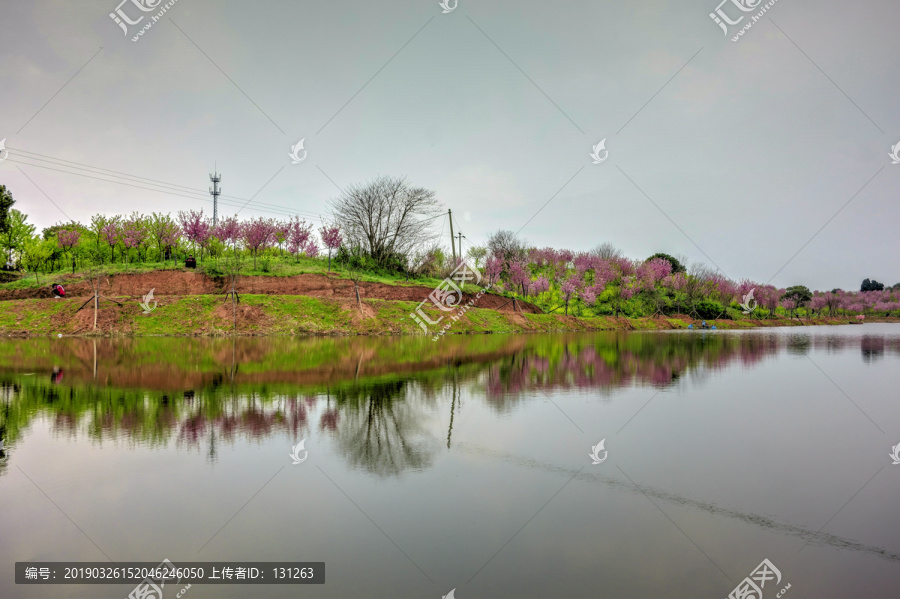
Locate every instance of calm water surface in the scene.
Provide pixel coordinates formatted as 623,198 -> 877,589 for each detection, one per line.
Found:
1,326 -> 899,598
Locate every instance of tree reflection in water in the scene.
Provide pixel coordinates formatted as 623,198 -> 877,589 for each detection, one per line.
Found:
0,330 -> 898,474
329,380 -> 436,477
2,331 -> 899,567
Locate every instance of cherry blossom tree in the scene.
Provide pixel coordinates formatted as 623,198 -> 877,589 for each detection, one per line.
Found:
561,276 -> 578,316
529,275 -> 550,296
609,276 -> 637,317
755,285 -> 782,319
215,216 -> 241,247
637,257 -> 672,316
823,291 -> 841,318
578,285 -> 598,310
101,218 -> 121,263
484,255 -> 502,287
318,225 -> 342,272
573,252 -> 594,279
287,217 -> 313,260
57,228 -> 81,273
810,294 -> 827,318
178,209 -> 212,260
149,213 -> 181,263
121,214 -> 149,262
509,259 -> 530,296
159,222 -> 181,265
592,259 -> 616,290
241,217 -> 276,269
640,257 -> 673,284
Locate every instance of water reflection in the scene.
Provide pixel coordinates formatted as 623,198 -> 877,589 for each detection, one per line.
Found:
331,380 -> 436,476
1,328 -> 899,580
1,331 -> 898,459
861,335 -> 885,362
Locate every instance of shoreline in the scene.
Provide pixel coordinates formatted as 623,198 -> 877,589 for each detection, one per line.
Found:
0,293 -> 892,338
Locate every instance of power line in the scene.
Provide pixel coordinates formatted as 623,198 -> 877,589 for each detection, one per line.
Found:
8,158 -> 322,221
6,156 -> 305,217
6,146 -> 324,219
15,166 -> 73,221
8,146 -> 451,234
7,146 -> 451,229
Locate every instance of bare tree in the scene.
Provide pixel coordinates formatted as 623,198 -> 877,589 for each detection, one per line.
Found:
222,244 -> 243,333
76,263 -> 121,332
486,230 -> 526,264
329,176 -> 442,267
592,242 -> 622,260
689,262 -> 720,282
347,257 -> 363,309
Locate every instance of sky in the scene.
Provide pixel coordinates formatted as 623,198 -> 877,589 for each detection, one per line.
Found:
0,0 -> 898,291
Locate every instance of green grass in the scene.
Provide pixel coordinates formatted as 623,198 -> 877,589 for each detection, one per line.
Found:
0,297 -> 70,331
0,254 -> 871,337
1,294 -> 721,337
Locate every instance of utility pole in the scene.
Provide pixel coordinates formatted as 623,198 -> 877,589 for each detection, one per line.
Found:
448,209 -> 456,263
209,169 -> 222,227
457,232 -> 464,261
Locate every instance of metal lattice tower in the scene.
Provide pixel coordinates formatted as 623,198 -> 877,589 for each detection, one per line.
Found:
209,170 -> 221,227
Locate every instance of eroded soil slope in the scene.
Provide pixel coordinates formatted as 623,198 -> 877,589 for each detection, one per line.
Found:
0,271 -> 541,313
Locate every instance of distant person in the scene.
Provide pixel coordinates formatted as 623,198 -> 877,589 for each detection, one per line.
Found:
50,283 -> 65,298
51,367 -> 63,384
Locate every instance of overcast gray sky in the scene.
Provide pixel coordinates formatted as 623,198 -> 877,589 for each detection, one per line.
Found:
1,0 -> 897,290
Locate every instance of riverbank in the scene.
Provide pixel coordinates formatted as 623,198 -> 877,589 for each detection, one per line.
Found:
0,292 -> 886,337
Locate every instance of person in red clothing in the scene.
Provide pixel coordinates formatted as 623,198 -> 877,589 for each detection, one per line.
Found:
50,283 -> 65,298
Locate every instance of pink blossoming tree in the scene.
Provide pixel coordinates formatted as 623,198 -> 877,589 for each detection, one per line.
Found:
318,225 -> 342,272
287,217 -> 313,260
57,228 -> 81,273
241,217 -> 276,269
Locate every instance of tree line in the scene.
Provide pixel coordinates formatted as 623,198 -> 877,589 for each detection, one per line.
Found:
1,180 -> 897,319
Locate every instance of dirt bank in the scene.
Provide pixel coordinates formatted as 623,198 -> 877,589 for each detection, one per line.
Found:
0,271 -> 542,314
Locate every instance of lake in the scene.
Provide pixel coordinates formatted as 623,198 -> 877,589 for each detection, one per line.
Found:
1,326 -> 898,598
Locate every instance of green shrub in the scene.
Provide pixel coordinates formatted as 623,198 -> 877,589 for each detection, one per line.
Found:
695,299 -> 727,320
204,263 -> 225,278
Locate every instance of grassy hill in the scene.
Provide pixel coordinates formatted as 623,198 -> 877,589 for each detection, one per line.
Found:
0,257 -> 877,337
